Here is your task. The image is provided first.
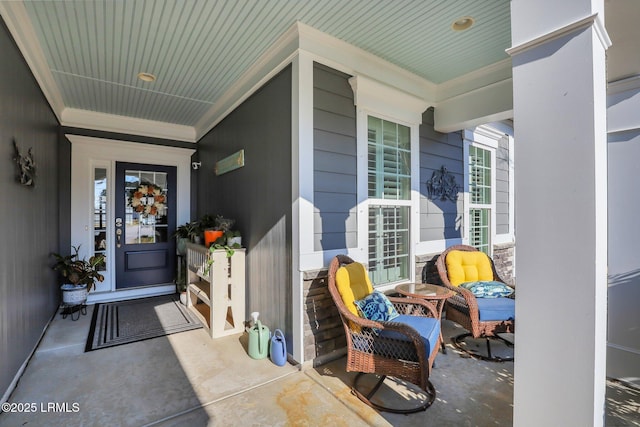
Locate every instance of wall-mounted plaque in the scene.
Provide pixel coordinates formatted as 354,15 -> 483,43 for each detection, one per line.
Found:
215,149 -> 244,176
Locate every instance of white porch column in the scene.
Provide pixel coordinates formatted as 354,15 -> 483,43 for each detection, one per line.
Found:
509,1 -> 610,426
291,51 -> 315,364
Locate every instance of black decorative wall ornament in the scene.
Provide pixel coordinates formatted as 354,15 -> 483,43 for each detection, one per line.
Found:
12,139 -> 36,187
426,166 -> 459,202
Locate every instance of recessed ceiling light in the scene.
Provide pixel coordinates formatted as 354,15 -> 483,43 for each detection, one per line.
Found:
137,72 -> 156,82
452,16 -> 475,31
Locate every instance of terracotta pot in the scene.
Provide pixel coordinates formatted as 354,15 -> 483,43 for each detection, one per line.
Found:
204,229 -> 224,247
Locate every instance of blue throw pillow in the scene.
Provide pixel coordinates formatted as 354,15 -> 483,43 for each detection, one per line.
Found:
354,291 -> 400,322
460,281 -> 514,298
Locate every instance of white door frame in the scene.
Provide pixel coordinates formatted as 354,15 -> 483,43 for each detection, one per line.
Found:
68,134 -> 194,303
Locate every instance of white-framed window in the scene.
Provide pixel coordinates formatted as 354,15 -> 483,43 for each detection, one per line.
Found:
349,75 -> 427,288
464,124 -> 515,257
468,144 -> 492,254
367,116 -> 411,285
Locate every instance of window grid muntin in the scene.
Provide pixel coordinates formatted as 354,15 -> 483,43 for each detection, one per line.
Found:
124,170 -> 169,244
469,208 -> 490,255
468,145 -> 492,254
367,116 -> 411,200
368,205 -> 410,286
93,167 -> 108,271
469,145 -> 491,204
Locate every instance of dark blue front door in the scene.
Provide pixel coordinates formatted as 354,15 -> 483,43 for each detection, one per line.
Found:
115,162 -> 176,289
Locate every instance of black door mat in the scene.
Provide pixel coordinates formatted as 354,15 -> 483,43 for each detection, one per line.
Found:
86,294 -> 202,352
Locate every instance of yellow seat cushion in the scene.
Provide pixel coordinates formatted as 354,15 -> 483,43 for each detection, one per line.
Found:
445,250 -> 494,286
335,262 -> 374,317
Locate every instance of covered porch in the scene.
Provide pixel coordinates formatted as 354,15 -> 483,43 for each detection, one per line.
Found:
1,1 -> 638,425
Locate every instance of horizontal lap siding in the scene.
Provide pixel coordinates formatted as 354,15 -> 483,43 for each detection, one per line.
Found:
313,63 -> 356,251
419,108 -> 463,242
303,63 -> 355,363
196,67 -> 293,356
496,134 -> 510,235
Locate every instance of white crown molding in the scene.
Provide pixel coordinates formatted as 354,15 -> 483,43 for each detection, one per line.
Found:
506,13 -> 612,57
0,1 -> 65,120
62,108 -> 197,143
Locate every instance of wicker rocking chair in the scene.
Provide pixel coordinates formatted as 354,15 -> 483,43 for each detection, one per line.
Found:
328,255 -> 442,413
435,245 -> 515,361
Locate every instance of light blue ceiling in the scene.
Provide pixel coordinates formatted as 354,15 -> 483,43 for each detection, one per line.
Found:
20,0 -> 511,128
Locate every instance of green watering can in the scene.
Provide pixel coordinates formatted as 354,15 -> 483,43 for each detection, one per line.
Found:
248,319 -> 270,359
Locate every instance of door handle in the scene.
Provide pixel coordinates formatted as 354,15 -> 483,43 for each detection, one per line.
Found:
115,217 -> 123,248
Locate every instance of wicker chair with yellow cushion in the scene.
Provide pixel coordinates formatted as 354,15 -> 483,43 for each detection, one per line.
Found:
328,255 -> 442,413
436,245 -> 515,361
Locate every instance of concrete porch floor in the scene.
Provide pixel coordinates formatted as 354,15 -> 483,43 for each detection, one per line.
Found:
1,305 -> 638,426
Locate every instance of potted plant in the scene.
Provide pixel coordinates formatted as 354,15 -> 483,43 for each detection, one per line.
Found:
174,221 -> 199,253
197,214 -> 217,247
51,245 -> 105,306
226,230 -> 242,248
201,214 -> 235,247
214,215 -> 235,234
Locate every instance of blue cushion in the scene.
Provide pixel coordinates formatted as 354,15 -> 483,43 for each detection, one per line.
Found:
476,298 -> 515,321
354,291 -> 399,322
378,314 -> 440,358
460,281 -> 514,298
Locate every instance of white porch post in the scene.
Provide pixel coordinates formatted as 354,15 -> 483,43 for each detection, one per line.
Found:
291,51 -> 315,364
509,1 -> 610,426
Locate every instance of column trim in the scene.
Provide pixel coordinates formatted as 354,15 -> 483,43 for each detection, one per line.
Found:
506,13 -> 611,57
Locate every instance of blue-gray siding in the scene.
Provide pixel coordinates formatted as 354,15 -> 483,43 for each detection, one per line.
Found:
0,19 -> 61,399
313,63 -> 357,251
196,67 -> 293,354
419,108 -> 464,241
496,134 -> 510,235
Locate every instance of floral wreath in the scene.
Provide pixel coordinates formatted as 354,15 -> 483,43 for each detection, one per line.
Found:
129,182 -> 167,218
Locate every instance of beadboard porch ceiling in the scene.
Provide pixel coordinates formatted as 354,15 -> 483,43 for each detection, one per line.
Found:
0,1 -> 637,142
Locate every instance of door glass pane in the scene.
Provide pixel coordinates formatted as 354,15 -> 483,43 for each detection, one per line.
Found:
94,168 -> 107,271
124,169 -> 169,244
